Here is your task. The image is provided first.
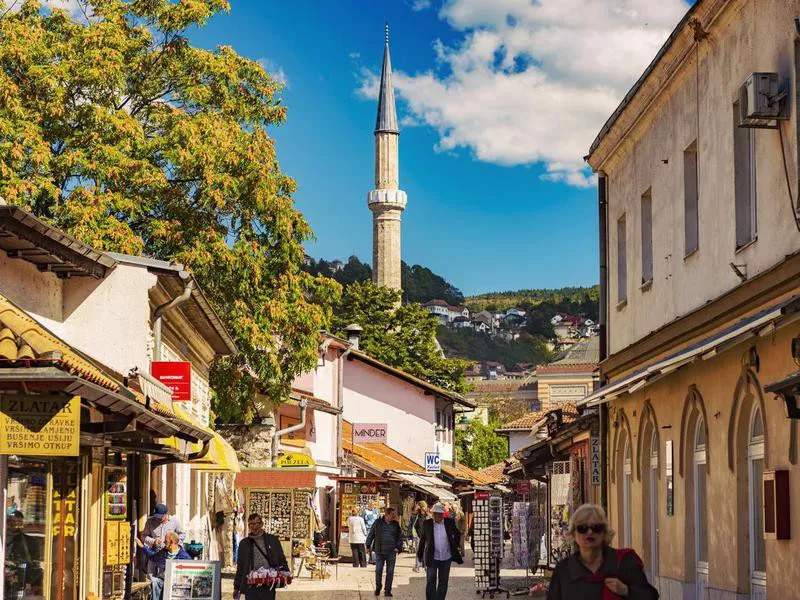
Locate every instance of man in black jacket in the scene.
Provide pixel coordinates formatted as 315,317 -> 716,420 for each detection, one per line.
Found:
417,503 -> 463,600
234,514 -> 289,600
365,507 -> 403,597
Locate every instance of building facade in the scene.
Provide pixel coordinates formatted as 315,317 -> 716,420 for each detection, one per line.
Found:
585,2 -> 800,598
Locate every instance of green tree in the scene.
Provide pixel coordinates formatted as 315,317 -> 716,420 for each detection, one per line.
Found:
0,0 -> 340,422
331,281 -> 470,393
455,416 -> 508,470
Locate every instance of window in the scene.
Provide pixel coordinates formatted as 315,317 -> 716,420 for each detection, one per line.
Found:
694,416 -> 709,598
748,406 -> 766,597
684,141 -> 699,255
623,439 -> 632,547
617,214 -> 627,303
734,102 -> 757,247
641,189 -> 653,284
648,430 -> 659,578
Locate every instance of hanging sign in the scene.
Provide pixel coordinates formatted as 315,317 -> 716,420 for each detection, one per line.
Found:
353,423 -> 388,444
425,452 -> 441,473
276,452 -> 315,469
151,361 -> 192,401
590,435 -> 601,485
0,394 -> 80,456
164,560 -> 221,600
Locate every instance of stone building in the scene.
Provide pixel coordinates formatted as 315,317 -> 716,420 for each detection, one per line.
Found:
584,1 -> 800,598
368,24 -> 406,291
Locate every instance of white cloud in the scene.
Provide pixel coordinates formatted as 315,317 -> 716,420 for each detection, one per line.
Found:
257,58 -> 290,88
362,0 -> 690,187
3,0 -> 89,20
411,0 -> 432,11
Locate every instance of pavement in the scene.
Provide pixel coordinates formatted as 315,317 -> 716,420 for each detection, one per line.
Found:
222,546 -> 546,599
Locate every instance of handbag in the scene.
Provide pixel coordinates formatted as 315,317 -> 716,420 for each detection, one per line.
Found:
584,548 -> 641,600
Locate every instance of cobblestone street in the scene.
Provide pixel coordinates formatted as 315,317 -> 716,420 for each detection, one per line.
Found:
222,549 -> 536,599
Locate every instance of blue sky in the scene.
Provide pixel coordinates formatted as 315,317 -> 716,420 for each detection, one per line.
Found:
189,0 -> 691,296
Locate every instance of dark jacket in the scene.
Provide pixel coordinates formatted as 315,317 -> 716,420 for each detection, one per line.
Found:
140,545 -> 191,579
233,533 -> 289,593
365,517 -> 403,555
416,517 -> 463,567
547,547 -> 659,600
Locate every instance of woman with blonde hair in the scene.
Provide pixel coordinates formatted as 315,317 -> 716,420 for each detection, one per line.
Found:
545,503 -> 658,599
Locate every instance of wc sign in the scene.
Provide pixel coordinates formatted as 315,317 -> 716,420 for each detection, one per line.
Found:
425,452 -> 441,473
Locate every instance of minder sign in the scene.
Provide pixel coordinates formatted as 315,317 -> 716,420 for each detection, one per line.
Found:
0,394 -> 80,456
352,423 -> 388,444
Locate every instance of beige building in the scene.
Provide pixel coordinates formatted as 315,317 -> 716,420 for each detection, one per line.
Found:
368,24 -> 406,291
584,1 -> 800,598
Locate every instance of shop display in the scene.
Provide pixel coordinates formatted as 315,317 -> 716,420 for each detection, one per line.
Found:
104,468 -> 128,521
246,489 -> 313,543
292,490 -> 312,539
338,481 -> 388,529
511,502 -> 529,569
549,461 -> 572,566
473,493 -> 508,598
268,492 -> 292,540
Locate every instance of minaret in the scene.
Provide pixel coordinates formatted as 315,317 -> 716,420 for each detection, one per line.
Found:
368,23 -> 406,291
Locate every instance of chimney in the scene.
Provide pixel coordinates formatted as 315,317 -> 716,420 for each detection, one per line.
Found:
344,324 -> 363,350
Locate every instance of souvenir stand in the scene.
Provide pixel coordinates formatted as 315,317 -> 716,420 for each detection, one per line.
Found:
244,488 -> 315,561
336,478 -> 390,554
472,491 -> 509,599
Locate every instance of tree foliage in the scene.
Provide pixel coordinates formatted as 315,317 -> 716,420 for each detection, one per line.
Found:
331,281 -> 470,394
466,286 -> 599,314
455,415 -> 508,470
305,255 -> 464,306
437,327 -> 552,371
0,0 -> 340,422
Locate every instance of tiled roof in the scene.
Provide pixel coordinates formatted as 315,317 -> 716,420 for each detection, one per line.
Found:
479,461 -> 508,484
536,362 -> 597,374
551,336 -> 600,366
236,469 -> 316,489
440,462 -> 495,486
0,293 -> 121,391
342,420 -> 422,474
496,410 -> 548,432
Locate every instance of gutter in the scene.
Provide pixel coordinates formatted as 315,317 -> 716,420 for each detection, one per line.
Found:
271,398 -> 308,466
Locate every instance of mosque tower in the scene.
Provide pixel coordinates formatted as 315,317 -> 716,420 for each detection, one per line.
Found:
367,23 -> 406,291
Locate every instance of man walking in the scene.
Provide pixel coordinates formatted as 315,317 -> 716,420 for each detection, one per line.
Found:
417,503 -> 463,600
233,514 -> 289,600
347,507 -> 368,567
365,507 -> 403,597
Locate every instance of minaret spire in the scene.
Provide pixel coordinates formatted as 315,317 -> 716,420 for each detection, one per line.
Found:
368,23 -> 406,292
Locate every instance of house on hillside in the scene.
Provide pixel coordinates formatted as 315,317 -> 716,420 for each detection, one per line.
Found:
452,315 -> 473,329
423,299 -> 469,325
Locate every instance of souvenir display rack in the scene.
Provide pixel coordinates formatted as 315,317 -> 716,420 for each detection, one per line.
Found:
246,488 -> 314,542
473,493 -> 509,599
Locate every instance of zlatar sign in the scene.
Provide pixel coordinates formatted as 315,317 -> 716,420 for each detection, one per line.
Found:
0,394 -> 80,456
352,423 -> 388,444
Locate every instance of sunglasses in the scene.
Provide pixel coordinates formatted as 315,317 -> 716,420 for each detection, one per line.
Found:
575,523 -> 606,534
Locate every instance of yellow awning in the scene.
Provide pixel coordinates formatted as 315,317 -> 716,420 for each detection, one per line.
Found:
161,404 -> 240,473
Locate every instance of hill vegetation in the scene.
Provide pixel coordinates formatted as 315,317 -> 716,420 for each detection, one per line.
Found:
437,327 -> 552,370
466,286 -> 599,313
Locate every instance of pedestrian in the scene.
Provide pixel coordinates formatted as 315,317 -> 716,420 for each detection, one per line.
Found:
545,503 -> 658,600
417,503 -> 463,600
452,503 -> 467,556
234,514 -> 289,600
347,507 -> 368,567
365,507 -> 403,597
410,501 -> 429,573
136,531 -> 190,600
362,501 -> 379,564
141,503 -> 185,550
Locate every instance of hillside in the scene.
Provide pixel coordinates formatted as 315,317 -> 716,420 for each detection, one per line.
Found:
466,285 -> 599,313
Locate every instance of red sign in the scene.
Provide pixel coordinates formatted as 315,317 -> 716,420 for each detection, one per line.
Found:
516,481 -> 531,495
150,361 -> 192,401
475,491 -> 490,500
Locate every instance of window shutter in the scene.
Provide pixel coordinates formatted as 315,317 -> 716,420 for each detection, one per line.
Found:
641,190 -> 653,284
617,215 -> 627,302
684,141 -> 699,255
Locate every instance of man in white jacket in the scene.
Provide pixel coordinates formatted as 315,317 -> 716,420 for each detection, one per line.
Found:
347,507 -> 368,567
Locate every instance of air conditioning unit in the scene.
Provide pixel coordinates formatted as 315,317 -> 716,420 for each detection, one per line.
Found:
739,72 -> 787,128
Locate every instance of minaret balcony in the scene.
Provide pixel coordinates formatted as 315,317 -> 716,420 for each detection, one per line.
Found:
367,188 -> 407,210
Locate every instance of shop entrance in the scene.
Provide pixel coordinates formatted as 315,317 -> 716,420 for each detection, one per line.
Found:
4,457 -> 80,600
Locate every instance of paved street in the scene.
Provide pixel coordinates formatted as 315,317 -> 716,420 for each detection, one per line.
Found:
222,548 -> 538,599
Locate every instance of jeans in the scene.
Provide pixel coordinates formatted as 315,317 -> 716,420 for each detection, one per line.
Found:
374,551 -> 397,593
426,559 -> 452,600
412,538 -> 422,569
149,576 -> 164,600
350,543 -> 367,567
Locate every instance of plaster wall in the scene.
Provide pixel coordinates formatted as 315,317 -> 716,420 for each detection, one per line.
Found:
538,375 -> 594,410
604,0 -> 800,355
342,358 -> 435,466
605,314 -> 800,598
0,253 -> 62,320
509,431 -> 534,455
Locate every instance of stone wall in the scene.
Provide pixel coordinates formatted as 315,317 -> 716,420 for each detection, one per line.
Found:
217,423 -> 275,468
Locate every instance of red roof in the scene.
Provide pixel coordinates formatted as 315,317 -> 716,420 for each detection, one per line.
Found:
536,363 -> 597,374
236,469 -> 317,489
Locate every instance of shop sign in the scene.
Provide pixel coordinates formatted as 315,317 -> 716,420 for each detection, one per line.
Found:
151,361 -> 192,401
276,452 -> 315,469
352,423 -> 387,444
515,481 -> 531,495
590,435 -> 601,485
425,452 -> 441,473
164,560 -> 221,600
0,394 -> 79,456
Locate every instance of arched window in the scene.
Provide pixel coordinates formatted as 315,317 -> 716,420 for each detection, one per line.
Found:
649,430 -> 659,580
623,438 -> 632,547
748,405 -> 766,597
694,416 -> 708,597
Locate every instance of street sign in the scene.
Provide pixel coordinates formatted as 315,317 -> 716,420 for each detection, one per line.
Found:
425,452 -> 441,473
0,394 -> 80,456
151,361 -> 192,401
352,423 -> 388,444
164,560 -> 220,600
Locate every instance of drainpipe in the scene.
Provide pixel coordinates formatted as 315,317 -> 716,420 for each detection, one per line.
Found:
337,345 -> 354,468
271,398 -> 308,467
598,172 -> 609,511
153,271 -> 194,362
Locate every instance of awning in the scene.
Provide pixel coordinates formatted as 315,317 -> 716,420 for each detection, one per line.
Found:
582,296 -> 800,407
388,471 -> 458,501
161,405 -> 240,472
